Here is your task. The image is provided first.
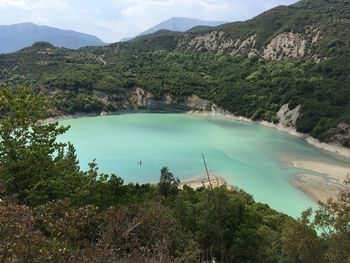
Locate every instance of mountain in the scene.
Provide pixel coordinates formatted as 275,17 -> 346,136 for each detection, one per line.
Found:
0,22 -> 105,53
120,37 -> 134,42
138,17 -> 227,36
134,0 -> 349,63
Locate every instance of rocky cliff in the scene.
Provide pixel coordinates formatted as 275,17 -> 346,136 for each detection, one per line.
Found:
144,0 -> 349,62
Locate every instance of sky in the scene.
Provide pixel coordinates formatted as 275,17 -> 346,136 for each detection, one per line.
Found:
0,0 -> 299,43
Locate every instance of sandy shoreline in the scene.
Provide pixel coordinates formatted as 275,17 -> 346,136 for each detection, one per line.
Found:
293,160 -> 350,182
188,109 -> 350,160
291,160 -> 350,203
290,174 -> 341,203
188,109 -> 350,203
180,174 -> 232,190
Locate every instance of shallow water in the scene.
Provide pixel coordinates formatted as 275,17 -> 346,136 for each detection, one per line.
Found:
59,113 -> 350,217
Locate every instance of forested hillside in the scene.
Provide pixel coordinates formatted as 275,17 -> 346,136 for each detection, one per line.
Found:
177,0 -> 350,60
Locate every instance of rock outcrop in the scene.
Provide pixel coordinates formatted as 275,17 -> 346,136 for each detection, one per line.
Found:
277,104 -> 301,127
128,88 -> 210,112
262,32 -> 307,60
178,27 -> 322,61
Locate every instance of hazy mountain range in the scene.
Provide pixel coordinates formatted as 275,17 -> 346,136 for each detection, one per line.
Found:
121,17 -> 227,41
0,18 -> 227,52
0,22 -> 105,53
138,17 -> 227,36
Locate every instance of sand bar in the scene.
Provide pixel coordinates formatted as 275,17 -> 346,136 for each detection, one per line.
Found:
292,173 -> 346,203
180,174 -> 232,190
292,161 -> 350,203
293,160 -> 350,183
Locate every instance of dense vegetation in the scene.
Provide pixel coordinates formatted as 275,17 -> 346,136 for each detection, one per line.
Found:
180,0 -> 350,56
1,88 -> 350,262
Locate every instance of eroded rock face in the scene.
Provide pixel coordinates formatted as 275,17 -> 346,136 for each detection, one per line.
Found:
179,31 -> 258,56
262,32 -> 307,60
230,35 -> 258,57
276,104 -> 349,147
183,95 -> 210,110
128,88 -> 210,111
277,104 -> 301,127
178,26 -> 322,61
130,87 -> 153,107
180,31 -> 231,53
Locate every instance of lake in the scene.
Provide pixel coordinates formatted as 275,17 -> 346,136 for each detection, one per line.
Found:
59,113 -> 350,217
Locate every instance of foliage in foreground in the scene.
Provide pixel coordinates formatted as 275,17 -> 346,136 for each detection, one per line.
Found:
0,88 -> 350,262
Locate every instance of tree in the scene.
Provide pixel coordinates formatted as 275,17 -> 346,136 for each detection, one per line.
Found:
0,87 -> 83,206
280,209 -> 323,263
311,177 -> 350,262
280,177 -> 350,262
0,199 -> 85,262
158,167 -> 180,198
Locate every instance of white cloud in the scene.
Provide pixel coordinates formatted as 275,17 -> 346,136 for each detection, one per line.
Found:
108,0 -> 236,40
0,0 -> 27,8
117,0 -> 235,19
0,0 -> 69,10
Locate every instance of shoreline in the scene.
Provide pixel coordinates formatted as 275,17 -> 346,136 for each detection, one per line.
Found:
188,108 -> 350,203
188,109 -> 350,160
44,108 -> 189,123
179,174 -> 232,190
291,172 -> 348,204
292,161 -> 350,203
46,107 -> 350,160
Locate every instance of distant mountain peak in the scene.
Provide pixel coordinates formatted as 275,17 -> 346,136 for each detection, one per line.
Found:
16,22 -> 35,26
138,17 -> 228,37
0,22 -> 105,54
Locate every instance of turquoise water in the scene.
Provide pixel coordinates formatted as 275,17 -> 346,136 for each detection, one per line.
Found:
59,113 -> 350,217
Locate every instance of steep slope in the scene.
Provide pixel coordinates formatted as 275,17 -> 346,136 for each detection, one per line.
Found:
133,0 -> 349,64
0,22 -> 105,53
138,17 -> 227,36
177,0 -> 349,61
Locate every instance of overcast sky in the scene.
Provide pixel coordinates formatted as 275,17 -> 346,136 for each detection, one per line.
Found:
0,0 -> 299,43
